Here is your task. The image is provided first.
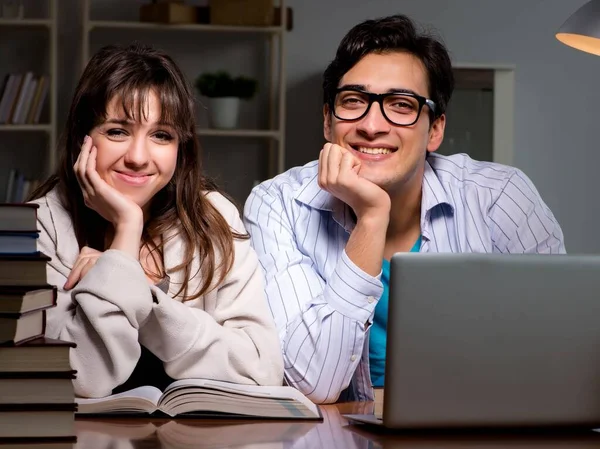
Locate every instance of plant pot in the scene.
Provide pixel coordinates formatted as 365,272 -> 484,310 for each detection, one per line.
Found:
208,97 -> 240,129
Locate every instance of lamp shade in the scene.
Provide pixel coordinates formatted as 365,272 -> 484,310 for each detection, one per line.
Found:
556,0 -> 600,56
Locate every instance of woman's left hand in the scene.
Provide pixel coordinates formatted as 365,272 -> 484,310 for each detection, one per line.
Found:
64,246 -> 102,290
74,135 -> 144,230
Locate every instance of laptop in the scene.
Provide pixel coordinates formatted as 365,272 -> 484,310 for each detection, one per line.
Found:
345,253 -> 600,429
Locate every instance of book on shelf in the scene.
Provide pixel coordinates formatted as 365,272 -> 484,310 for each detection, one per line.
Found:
0,337 -> 75,373
30,76 -> 49,124
4,169 -> 16,203
7,72 -> 33,125
0,252 -> 50,286
0,74 -> 21,124
17,78 -> 37,125
76,378 -> 321,420
0,202 -> 39,231
11,73 -> 35,125
0,72 -> 49,125
0,74 -> 13,123
3,171 -> 40,204
0,230 -> 39,254
0,308 -> 46,345
0,285 -> 57,314
0,371 -> 76,405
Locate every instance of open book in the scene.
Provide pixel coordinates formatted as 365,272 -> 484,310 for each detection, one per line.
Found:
76,378 -> 321,420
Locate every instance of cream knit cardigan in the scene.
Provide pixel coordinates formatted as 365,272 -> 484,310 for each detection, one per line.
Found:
32,188 -> 284,398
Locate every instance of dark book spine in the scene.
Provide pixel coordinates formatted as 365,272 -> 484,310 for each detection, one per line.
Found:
0,403 -> 77,412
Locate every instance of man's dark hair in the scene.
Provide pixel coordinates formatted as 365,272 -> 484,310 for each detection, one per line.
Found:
323,14 -> 454,121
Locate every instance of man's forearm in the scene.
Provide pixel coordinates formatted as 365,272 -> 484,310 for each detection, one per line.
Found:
345,214 -> 389,277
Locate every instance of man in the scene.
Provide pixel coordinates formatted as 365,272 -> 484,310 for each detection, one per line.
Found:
243,14 -> 565,404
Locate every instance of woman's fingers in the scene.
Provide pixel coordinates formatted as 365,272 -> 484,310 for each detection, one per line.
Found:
75,136 -> 93,194
87,146 -> 108,194
78,258 -> 96,283
84,145 -> 102,194
64,259 -> 83,290
64,257 -> 94,290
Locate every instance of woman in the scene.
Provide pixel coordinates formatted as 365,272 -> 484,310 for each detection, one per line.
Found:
29,43 -> 283,398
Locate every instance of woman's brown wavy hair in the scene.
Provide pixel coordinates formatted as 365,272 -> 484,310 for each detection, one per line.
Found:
29,43 -> 246,301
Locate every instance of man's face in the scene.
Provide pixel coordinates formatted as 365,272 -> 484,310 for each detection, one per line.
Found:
323,51 -> 445,194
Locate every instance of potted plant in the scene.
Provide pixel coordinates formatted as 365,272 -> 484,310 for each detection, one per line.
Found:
195,71 -> 258,129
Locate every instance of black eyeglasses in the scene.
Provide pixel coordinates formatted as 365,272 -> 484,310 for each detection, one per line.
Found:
331,88 -> 437,126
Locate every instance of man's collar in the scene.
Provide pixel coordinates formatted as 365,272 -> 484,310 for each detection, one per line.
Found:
295,172 -> 337,211
421,158 -> 454,215
293,158 -> 454,232
294,172 -> 355,232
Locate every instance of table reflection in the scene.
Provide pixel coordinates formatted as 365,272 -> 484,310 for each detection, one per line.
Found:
72,404 -> 372,449
67,402 -> 600,449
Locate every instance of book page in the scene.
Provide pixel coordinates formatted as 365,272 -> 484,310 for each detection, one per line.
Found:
76,386 -> 162,414
160,379 -> 319,418
165,379 -> 305,400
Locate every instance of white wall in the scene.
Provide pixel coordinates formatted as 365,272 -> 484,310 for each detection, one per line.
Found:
285,0 -> 600,254
5,0 -> 596,252
67,0 -> 272,204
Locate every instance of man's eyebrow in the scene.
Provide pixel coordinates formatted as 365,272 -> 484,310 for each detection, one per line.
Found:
338,83 -> 368,91
386,88 -> 419,96
338,84 -> 420,96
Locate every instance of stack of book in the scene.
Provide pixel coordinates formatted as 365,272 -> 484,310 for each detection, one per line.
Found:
0,203 -> 54,346
0,72 -> 49,125
0,202 -> 77,444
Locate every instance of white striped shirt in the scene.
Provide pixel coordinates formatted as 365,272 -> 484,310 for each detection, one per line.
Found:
243,153 -> 566,404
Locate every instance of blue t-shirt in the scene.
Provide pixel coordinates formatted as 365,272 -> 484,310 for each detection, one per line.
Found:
369,236 -> 421,387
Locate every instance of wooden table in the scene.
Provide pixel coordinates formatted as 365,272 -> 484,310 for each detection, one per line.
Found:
71,402 -> 600,449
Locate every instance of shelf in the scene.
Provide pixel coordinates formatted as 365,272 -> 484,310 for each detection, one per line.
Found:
0,124 -> 52,132
196,128 -> 281,139
88,21 -> 283,34
0,18 -> 52,27
81,0 -> 288,179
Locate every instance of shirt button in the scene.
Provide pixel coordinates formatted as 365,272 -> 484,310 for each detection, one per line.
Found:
367,296 -> 375,304
351,355 -> 357,362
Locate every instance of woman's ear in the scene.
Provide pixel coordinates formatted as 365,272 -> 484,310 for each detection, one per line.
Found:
426,114 -> 446,153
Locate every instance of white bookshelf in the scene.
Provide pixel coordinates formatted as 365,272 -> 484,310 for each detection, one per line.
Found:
0,0 -> 58,176
81,0 -> 288,178
0,124 -> 53,132
0,18 -> 52,26
196,128 -> 282,139
88,20 -> 283,34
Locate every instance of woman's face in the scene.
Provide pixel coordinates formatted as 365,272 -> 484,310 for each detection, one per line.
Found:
88,89 -> 179,211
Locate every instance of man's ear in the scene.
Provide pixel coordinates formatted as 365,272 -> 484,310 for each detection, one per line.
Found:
427,114 -> 446,153
323,104 -> 332,141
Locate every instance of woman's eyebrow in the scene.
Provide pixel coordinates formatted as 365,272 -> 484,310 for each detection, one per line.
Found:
104,118 -> 133,125
102,118 -> 175,128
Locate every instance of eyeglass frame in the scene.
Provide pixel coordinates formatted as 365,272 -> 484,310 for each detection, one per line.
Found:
330,88 -> 438,126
